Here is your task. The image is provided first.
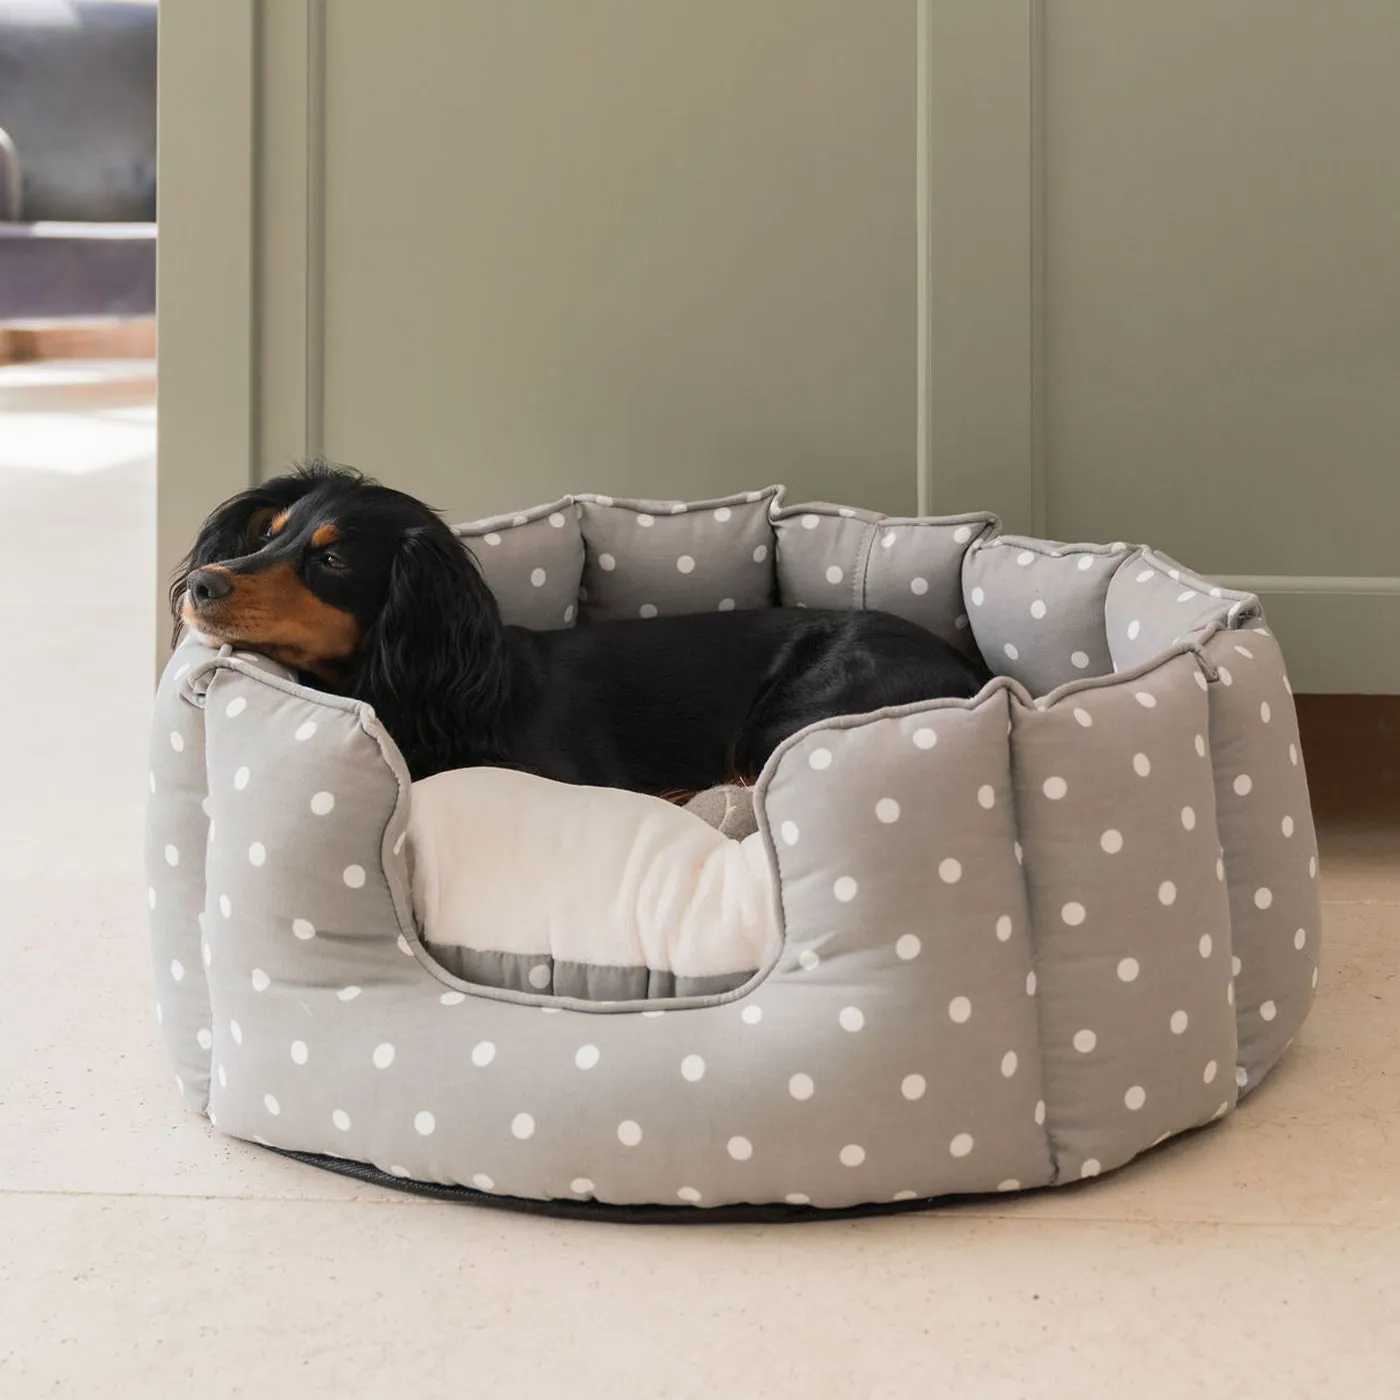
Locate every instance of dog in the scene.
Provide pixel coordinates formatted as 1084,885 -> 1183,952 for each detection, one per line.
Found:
172,462 -> 991,792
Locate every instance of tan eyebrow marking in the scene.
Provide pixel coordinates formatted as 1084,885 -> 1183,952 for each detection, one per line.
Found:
311,523 -> 341,548
269,511 -> 292,535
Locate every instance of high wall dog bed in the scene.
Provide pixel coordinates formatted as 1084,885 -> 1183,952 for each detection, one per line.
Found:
146,486 -> 1322,1219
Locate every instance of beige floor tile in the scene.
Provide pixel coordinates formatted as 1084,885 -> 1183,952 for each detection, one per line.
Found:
1317,824 -> 1400,906
2,1192 -> 1397,1400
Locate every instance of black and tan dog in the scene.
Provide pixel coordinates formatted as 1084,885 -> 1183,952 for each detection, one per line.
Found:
173,462 -> 990,790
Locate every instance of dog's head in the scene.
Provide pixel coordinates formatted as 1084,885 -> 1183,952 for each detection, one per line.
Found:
172,461 -> 509,773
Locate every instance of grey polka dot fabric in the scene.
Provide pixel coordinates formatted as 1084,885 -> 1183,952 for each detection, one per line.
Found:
147,487 -> 1321,1212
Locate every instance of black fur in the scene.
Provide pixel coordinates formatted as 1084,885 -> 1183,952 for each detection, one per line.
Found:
173,463 -> 992,790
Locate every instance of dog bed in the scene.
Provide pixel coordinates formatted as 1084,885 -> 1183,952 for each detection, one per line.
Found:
146,486 -> 1321,1217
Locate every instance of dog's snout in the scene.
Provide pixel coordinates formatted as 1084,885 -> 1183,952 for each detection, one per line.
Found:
188,568 -> 234,607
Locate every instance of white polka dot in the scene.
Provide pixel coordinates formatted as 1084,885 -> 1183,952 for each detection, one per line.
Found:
529,567 -> 547,588
483,532 -> 503,547
1177,589 -> 1198,603
1232,953 -> 1243,977
290,1040 -> 308,1065
1135,691 -> 1157,709
677,555 -> 696,575
1136,569 -> 1155,584
1062,902 -> 1086,926
797,949 -> 820,971
780,820 -> 799,846
439,990 -> 465,1006
825,565 -> 844,584
343,864 -> 366,888
1194,734 -> 1207,759
839,1006 -> 864,1033
948,996 -> 971,1024
833,876 -> 858,903
164,843 -> 179,868
369,1042 -> 395,1070
510,1112 -> 536,1140
250,968 -> 270,993
1219,666 -> 1234,687
201,940 -> 211,968
970,586 -> 985,607
1004,642 -> 1020,661
1081,1159 -> 1101,1179
1029,599 -> 1047,620
571,1043 -> 601,1071
713,507 -> 732,523
949,1133 -> 974,1158
568,1178 -> 595,1196
1166,1010 -> 1189,1037
1133,752 -> 1152,777
1124,1085 -> 1147,1111
677,1053 -> 707,1083
636,513 -> 654,527
331,1109 -> 351,1132
527,963 -> 551,990
798,513 -> 820,530
264,1094 -> 280,1115
1217,857 -> 1226,882
1228,773 -> 1255,801
1252,886 -> 1274,911
233,766 -> 250,791
741,1004 -> 763,1025
1014,841 -> 1023,866
1313,966 -> 1320,989
1236,1066 -> 1248,1088
472,1173 -> 495,1192
892,934 -> 923,963
1203,1060 -> 1219,1084
1001,1051 -> 1018,1078
808,747 -> 832,770
169,958 -> 185,983
1295,927 -> 1307,950
1289,743 -> 1299,766
937,857 -> 963,885
753,545 -> 768,563
598,552 -> 616,572
908,576 -> 929,597
1127,620 -> 1141,641
727,1135 -> 752,1161
876,797 -> 901,823
1179,805 -> 1198,832
638,603 -> 658,619
1199,934 -> 1213,958
246,841 -> 266,867
292,918 -> 315,940
785,1193 -> 812,1206
1279,814 -> 1296,839
912,727 -> 937,749
471,1041 -> 496,1067
147,886 -> 157,911
1071,650 -> 1090,670
1309,855 -> 1317,879
996,915 -> 1013,942
1035,1099 -> 1046,1126
546,511 -> 566,529
337,985 -> 362,1002
1260,1000 -> 1278,1022
1073,1029 -> 1097,1054
225,696 -> 247,718
414,1111 -> 436,1136
1042,776 -> 1068,801
169,730 -> 185,753
1026,970 -> 1037,996
1070,708 -> 1094,730
789,1073 -> 815,1100
305,790 -> 336,817
1117,957 -> 1140,983
194,1027 -> 212,1052
1017,551 -> 1034,567
954,525 -> 973,544
1158,881 -> 1177,906
716,597 -> 735,612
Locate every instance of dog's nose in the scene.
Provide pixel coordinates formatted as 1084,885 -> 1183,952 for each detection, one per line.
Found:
187,568 -> 234,607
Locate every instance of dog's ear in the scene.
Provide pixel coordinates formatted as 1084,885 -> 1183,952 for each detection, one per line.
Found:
353,524 -> 509,779
167,471 -> 322,648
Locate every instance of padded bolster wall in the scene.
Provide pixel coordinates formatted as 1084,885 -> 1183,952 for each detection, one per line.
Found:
453,497 -> 583,630
1012,651 -> 1240,1180
772,505 -> 995,658
1199,626 -> 1321,1092
145,640 -> 219,1113
962,536 -> 1130,694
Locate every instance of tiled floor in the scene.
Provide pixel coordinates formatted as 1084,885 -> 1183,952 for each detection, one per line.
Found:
1,365 -> 1396,1397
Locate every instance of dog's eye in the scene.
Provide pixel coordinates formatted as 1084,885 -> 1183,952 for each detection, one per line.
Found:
321,552 -> 348,571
